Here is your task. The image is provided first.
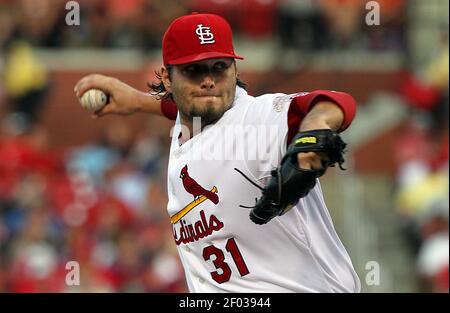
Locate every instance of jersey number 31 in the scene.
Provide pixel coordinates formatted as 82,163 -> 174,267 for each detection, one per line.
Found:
202,238 -> 250,284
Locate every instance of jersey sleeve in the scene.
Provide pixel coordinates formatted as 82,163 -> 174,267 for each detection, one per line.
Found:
242,90 -> 356,181
287,90 -> 357,144
161,98 -> 178,120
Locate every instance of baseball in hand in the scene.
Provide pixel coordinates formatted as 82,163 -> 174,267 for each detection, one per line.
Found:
79,89 -> 108,111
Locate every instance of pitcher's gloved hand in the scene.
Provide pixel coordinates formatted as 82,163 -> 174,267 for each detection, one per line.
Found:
237,129 -> 348,225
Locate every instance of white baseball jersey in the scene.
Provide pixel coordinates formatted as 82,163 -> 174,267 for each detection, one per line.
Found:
166,86 -> 361,293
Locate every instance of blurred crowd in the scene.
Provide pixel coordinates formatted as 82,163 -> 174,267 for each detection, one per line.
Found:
0,111 -> 187,292
0,0 -> 406,52
394,37 -> 448,292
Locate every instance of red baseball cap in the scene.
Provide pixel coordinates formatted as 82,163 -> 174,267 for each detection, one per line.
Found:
162,13 -> 244,65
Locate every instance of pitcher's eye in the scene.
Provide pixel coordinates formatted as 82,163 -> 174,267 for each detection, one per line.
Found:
183,65 -> 198,74
213,61 -> 231,72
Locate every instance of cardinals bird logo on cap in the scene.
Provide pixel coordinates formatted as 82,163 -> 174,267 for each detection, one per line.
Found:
195,24 -> 215,44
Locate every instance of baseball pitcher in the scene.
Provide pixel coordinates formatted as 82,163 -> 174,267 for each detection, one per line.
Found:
75,13 -> 361,293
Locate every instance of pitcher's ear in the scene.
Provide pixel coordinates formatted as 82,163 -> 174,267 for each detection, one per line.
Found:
161,66 -> 172,92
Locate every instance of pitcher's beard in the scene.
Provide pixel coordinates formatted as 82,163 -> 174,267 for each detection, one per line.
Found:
179,102 -> 227,127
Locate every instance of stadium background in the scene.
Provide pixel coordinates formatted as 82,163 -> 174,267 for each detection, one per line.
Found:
0,0 -> 448,292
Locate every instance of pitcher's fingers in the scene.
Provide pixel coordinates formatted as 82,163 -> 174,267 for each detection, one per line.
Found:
316,152 -> 330,162
91,100 -> 116,118
75,75 -> 109,97
74,76 -> 94,96
91,104 -> 114,119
